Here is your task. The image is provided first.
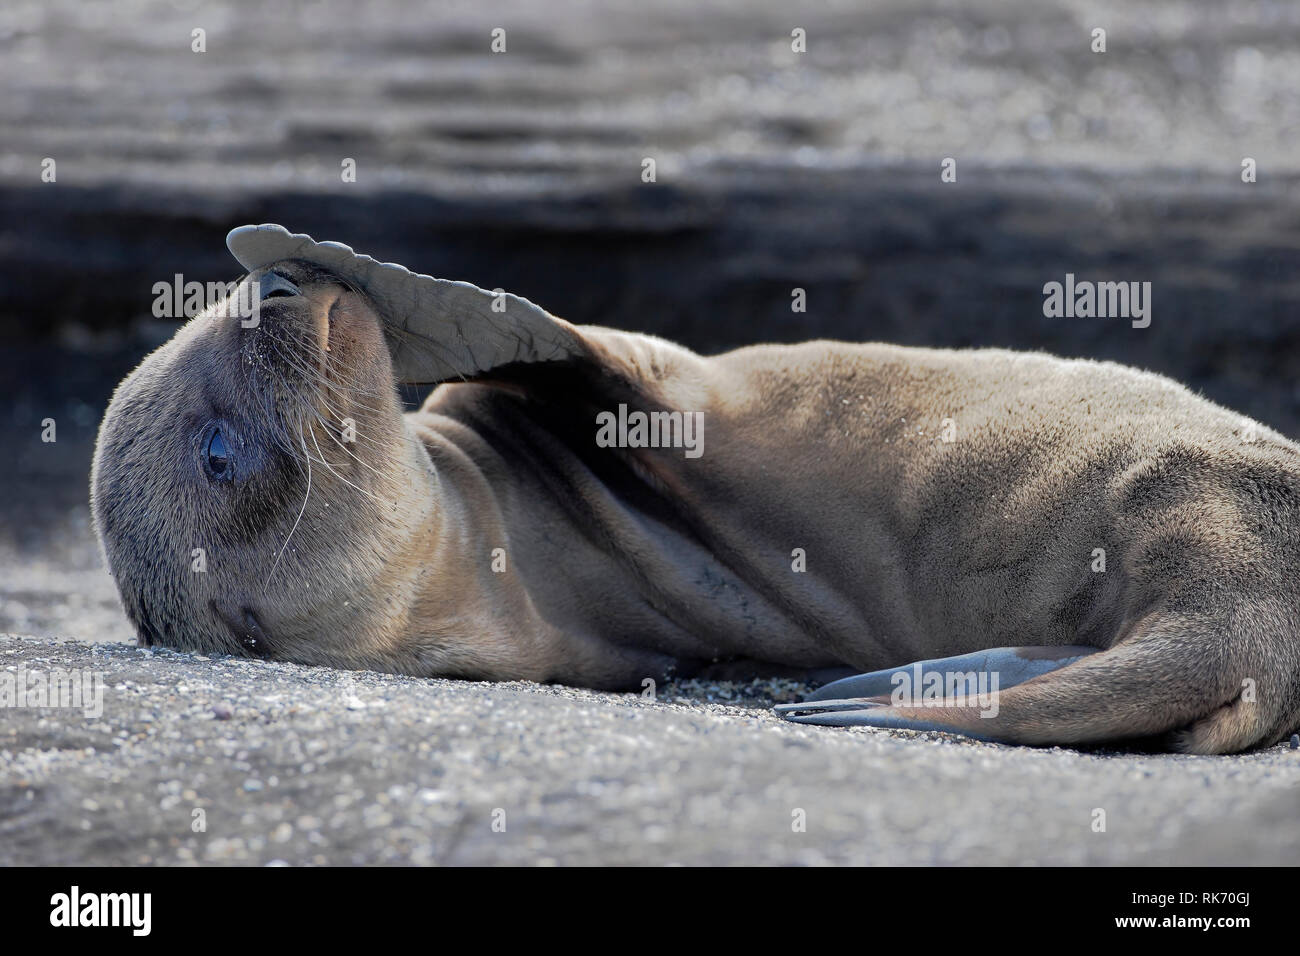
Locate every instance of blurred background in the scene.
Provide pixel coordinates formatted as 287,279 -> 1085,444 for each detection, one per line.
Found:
3,0 -> 1300,643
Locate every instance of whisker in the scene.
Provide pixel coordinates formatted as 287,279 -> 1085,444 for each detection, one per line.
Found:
305,419 -> 391,505
266,414 -> 314,588
262,337 -> 433,472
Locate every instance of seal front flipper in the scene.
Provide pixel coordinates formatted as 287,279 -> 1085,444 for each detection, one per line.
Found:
226,223 -> 587,385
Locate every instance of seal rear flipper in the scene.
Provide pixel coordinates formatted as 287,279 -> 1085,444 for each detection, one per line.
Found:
775,645 -> 1100,741
776,624 -> 1289,754
795,645 -> 1101,703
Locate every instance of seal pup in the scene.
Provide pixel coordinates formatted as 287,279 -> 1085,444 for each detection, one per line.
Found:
91,224 -> 1300,754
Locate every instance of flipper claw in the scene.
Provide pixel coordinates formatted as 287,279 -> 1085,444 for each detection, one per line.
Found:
773,698 -> 886,716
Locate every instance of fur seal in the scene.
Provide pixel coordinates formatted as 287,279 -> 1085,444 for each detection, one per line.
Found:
91,224 -> 1300,754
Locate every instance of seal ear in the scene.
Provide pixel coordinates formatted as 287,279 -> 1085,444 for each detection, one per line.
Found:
226,224 -> 585,384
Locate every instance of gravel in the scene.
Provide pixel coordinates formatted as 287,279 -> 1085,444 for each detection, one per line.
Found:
3,633 -> 1298,865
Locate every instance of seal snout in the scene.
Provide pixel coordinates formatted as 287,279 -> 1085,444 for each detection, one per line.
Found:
252,263 -> 350,362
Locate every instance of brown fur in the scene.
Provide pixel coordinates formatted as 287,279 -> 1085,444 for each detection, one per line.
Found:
92,263 -> 1300,753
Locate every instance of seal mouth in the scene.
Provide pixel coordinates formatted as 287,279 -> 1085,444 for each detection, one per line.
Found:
317,290 -> 339,355
305,291 -> 347,413
299,286 -> 342,377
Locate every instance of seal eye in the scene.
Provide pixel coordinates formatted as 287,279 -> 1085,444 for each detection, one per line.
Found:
205,429 -> 232,480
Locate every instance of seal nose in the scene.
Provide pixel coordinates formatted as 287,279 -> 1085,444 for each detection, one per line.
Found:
259,271 -> 300,300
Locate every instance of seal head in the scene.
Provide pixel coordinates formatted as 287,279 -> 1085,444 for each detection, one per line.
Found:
91,256 -> 436,670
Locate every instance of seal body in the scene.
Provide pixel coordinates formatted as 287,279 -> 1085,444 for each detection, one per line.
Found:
92,253 -> 1300,754
412,332 -> 1300,754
